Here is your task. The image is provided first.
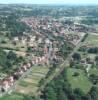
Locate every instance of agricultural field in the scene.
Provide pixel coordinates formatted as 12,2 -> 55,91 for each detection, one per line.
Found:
84,34 -> 98,46
67,68 -> 92,93
14,66 -> 49,94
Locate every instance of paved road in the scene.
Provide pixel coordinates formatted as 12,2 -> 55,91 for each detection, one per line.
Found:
0,32 -> 86,97
37,33 -> 87,95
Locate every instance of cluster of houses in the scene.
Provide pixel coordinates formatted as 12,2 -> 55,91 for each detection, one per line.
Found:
21,17 -> 86,47
1,16 -> 88,93
80,58 -> 95,73
21,16 -> 89,34
21,17 -> 61,35
0,62 -> 31,92
0,54 -> 50,93
64,34 -> 81,45
13,35 -> 37,46
0,36 -> 62,93
80,56 -> 98,84
71,55 -> 96,74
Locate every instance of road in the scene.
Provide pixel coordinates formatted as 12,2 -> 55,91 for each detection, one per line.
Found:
37,33 -> 87,95
0,32 -> 86,97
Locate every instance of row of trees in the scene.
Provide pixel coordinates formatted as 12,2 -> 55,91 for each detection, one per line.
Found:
79,46 -> 98,54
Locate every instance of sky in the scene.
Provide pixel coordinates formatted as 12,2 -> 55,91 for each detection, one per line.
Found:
0,0 -> 98,5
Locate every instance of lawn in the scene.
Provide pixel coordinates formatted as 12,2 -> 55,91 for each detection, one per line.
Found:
0,93 -> 24,100
67,68 -> 92,93
84,34 -> 98,46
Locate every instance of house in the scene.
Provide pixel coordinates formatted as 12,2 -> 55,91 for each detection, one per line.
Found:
13,72 -> 20,80
45,38 -> 50,44
18,69 -> 24,76
85,64 -> 92,73
30,36 -> 36,42
9,76 -> 14,83
27,63 -> 31,68
21,36 -> 27,44
81,59 -> 86,64
31,60 -> 35,65
13,37 -> 19,42
2,80 -> 10,92
43,46 -> 48,54
35,58 -> 38,64
21,65 -> 27,72
38,38 -> 42,43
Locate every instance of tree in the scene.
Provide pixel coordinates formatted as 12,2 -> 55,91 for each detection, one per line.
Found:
57,89 -> 68,100
89,86 -> 98,100
88,47 -> 98,54
95,56 -> 98,61
7,51 -> 17,61
0,49 -> 7,67
45,86 -> 57,100
73,88 -> 85,100
72,53 -> 81,60
73,72 -> 80,77
74,88 -> 84,97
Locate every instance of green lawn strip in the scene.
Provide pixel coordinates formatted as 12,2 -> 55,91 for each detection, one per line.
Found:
31,72 -> 46,77
24,78 -> 40,85
67,68 -> 92,93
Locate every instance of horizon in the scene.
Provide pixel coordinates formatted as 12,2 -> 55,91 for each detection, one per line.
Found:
0,0 -> 98,5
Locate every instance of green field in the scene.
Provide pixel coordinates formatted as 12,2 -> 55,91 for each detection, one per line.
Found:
84,34 -> 98,46
0,93 -> 24,100
67,68 -> 92,93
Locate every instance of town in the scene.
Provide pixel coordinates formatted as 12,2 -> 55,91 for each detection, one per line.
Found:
0,4 -> 98,100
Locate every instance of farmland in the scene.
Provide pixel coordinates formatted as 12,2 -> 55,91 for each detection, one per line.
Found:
14,66 -> 49,94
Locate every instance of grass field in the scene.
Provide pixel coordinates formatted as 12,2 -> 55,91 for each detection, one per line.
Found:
67,68 -> 92,93
0,93 -> 24,100
14,66 -> 49,94
84,34 -> 98,46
